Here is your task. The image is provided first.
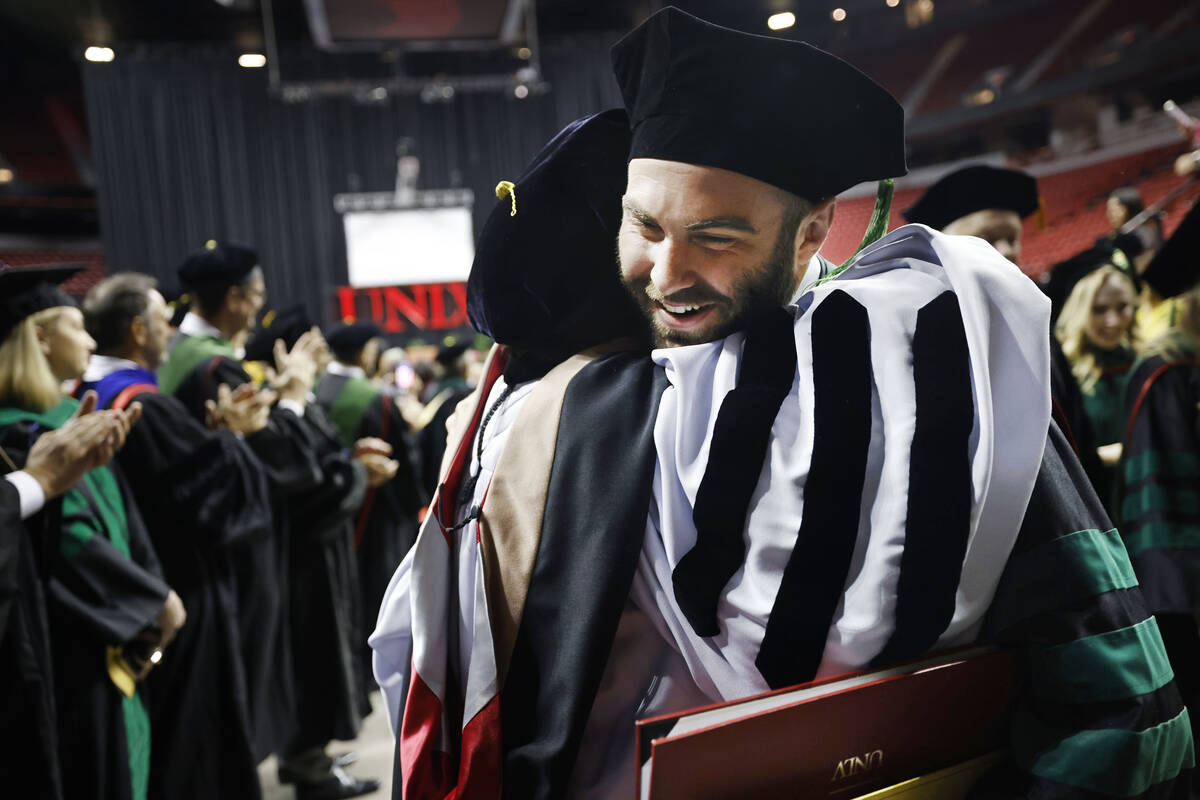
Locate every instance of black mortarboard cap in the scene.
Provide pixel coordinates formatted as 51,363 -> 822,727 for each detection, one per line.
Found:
0,263 -> 85,342
243,305 -> 313,363
1043,243 -> 1138,323
466,108 -> 649,363
177,240 -> 259,288
1142,201 -> 1200,299
904,165 -> 1039,230
326,320 -> 382,357
435,341 -> 471,367
611,7 -> 906,201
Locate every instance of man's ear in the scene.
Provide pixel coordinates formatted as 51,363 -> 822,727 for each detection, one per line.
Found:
131,315 -> 148,349
793,197 -> 837,270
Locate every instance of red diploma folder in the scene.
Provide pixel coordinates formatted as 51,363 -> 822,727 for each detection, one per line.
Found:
636,647 -> 1015,800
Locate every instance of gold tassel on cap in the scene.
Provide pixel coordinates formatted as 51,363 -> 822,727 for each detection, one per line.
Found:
495,181 -> 517,216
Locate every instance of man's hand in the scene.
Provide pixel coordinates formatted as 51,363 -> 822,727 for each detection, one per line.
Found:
155,589 -> 187,650
205,382 -> 275,435
354,437 -> 399,488
23,390 -> 143,499
270,329 -> 321,405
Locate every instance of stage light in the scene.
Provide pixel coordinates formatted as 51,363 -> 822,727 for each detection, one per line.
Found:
239,53 -> 266,68
514,84 -> 529,99
85,46 -> 115,63
517,47 -> 532,60
0,168 -> 13,183
832,8 -> 847,21
767,12 -> 795,30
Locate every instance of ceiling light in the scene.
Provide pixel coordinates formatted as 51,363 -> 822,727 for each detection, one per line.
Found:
513,84 -> 529,99
767,12 -> 796,31
832,8 -> 848,21
517,47 -> 532,60
239,53 -> 266,68
886,0 -> 900,6
85,46 -> 115,63
0,168 -> 13,183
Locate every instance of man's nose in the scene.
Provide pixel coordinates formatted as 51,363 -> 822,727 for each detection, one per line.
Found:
648,238 -> 694,295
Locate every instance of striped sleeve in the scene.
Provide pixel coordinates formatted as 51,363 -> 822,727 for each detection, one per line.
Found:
1119,356 -> 1200,616
981,423 -> 1194,798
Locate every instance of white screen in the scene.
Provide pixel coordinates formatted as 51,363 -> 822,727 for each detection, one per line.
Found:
344,206 -> 475,288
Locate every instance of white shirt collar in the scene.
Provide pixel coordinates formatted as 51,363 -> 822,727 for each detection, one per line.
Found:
179,311 -> 224,340
326,361 -> 366,379
82,354 -> 142,383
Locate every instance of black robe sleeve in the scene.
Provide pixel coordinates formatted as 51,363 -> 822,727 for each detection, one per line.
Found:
977,423 -> 1194,799
0,478 -> 20,641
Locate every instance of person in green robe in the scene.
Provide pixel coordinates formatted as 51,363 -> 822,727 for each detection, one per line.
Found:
1120,201 -> 1200,779
1055,259 -> 1140,511
0,265 -> 186,800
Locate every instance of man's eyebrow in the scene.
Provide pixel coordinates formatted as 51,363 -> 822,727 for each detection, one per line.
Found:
685,216 -> 758,234
622,200 -> 659,226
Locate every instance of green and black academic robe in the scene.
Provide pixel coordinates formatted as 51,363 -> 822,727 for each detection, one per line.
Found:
315,369 -> 425,685
0,476 -> 61,799
158,330 -> 322,760
1076,346 -> 1135,513
0,399 -> 170,800
1119,346 -> 1200,768
78,367 -> 271,800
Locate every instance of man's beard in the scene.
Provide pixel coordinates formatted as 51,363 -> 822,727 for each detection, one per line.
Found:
619,235 -> 798,348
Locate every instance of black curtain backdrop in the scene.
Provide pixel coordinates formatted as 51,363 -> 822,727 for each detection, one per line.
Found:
81,32 -> 624,323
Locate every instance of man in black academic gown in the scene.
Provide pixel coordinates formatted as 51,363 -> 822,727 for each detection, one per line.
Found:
414,342 -> 474,496
79,272 -> 276,800
158,243 -> 385,799
317,321 -> 423,688
1,378 -> 142,800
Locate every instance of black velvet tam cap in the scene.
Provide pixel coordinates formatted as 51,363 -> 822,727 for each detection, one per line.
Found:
610,7 -> 907,201
903,165 -> 1039,230
243,305 -> 313,363
466,108 -> 649,363
1142,201 -> 1200,299
0,263 -> 84,342
326,321 -> 382,356
176,240 -> 259,288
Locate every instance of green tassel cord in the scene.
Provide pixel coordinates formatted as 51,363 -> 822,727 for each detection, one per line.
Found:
815,178 -> 895,287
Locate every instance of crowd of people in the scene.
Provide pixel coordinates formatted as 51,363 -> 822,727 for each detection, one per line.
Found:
0,248 -> 481,799
4,5 -> 1200,800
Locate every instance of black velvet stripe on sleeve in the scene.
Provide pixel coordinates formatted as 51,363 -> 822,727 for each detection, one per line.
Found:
671,307 -> 797,637
872,291 -> 974,667
755,291 -> 873,689
500,353 -> 668,800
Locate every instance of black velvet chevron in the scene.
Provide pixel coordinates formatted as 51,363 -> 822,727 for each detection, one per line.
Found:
672,306 -> 798,638
500,352 -> 668,800
756,291 -> 873,689
872,290 -> 974,667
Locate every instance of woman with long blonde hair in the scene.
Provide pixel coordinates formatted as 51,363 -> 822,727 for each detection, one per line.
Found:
0,265 -> 185,800
1055,262 -> 1139,481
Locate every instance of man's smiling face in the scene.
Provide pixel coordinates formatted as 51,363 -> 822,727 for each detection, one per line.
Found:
618,158 -> 822,347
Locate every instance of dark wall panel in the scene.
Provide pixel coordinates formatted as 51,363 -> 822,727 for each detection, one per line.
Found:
82,32 -> 623,322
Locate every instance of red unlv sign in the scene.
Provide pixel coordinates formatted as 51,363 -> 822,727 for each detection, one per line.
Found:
335,282 -> 471,334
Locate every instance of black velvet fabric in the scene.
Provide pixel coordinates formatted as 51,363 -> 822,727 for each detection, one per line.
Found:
466,109 -> 649,367
499,352 -> 668,800
1142,200 -> 1200,299
872,291 -> 974,667
755,291 -> 873,689
0,265 -> 82,342
672,306 -> 797,638
903,165 -> 1038,230
611,7 -> 906,201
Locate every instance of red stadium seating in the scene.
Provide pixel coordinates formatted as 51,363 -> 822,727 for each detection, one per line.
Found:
821,143 -> 1200,277
0,251 -> 106,296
